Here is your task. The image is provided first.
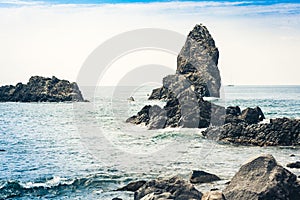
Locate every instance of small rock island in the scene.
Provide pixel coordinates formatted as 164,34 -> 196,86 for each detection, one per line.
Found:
0,76 -> 85,102
127,24 -> 300,147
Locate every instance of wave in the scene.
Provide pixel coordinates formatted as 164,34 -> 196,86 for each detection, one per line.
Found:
0,174 -> 119,199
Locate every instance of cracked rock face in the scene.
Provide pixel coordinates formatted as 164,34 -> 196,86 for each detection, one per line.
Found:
0,76 -> 85,102
224,154 -> 300,200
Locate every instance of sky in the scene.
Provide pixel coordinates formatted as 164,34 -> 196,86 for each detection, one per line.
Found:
0,0 -> 300,86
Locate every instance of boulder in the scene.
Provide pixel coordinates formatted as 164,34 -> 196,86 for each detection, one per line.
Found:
223,154 -> 300,200
287,161 -> 300,169
116,180 -> 146,192
0,76 -> 85,102
203,118 -> 300,146
134,176 -> 202,200
202,191 -> 226,200
225,106 -> 241,116
190,170 -> 221,184
238,107 -> 265,124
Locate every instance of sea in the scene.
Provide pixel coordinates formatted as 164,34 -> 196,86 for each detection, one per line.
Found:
1,85 -> 300,199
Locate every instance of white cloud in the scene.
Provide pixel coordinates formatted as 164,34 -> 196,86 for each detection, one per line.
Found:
0,2 -> 299,85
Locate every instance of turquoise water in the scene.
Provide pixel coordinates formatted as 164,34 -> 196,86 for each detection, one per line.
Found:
1,85 -> 300,199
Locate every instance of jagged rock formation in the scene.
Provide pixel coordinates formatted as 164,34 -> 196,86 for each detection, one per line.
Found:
128,24 -> 226,129
0,76 -> 85,102
148,24 -> 221,100
134,176 -> 202,200
224,154 -> 300,200
202,118 -> 300,146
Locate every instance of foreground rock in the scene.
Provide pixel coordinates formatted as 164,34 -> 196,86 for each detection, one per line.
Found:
149,24 -> 221,100
0,76 -> 85,102
190,170 -> 221,184
203,118 -> 300,146
134,176 -> 202,200
224,154 -> 300,200
202,191 -> 226,200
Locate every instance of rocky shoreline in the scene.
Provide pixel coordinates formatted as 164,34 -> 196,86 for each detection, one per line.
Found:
114,154 -> 300,200
0,76 -> 85,102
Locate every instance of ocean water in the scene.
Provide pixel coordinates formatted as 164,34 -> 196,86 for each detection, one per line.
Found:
1,85 -> 300,199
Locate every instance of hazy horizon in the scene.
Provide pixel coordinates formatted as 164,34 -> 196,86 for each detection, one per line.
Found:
1,0 -> 300,86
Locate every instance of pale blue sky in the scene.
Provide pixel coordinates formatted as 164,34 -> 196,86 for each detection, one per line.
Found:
0,1 -> 299,85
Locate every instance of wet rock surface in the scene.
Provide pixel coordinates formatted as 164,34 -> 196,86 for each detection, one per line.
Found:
223,154 -> 300,200
134,176 -> 202,200
203,117 -> 300,146
0,76 -> 85,102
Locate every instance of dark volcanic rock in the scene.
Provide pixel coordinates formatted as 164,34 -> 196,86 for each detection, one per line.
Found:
127,24 -> 264,130
287,161 -> 300,169
224,154 -> 300,200
238,107 -> 265,124
116,180 -> 146,192
0,76 -> 85,102
203,117 -> 300,146
149,24 -> 221,100
134,176 -> 202,200
190,170 -> 221,184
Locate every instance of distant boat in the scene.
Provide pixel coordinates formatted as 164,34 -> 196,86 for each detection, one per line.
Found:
127,96 -> 135,101
227,85 -> 234,87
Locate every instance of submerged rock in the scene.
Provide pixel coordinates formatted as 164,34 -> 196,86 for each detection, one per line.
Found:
203,117 -> 300,146
287,161 -> 300,169
0,76 -> 85,102
190,170 -> 221,184
134,176 -> 202,200
224,154 -> 300,200
116,180 -> 146,192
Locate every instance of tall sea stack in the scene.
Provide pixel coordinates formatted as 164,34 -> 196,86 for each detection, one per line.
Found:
127,24 -> 225,129
148,24 -> 221,100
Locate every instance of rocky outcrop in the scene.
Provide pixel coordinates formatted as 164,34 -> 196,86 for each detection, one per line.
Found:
134,176 -> 202,200
203,117 -> 300,146
148,24 -> 221,100
223,154 -> 300,200
225,106 -> 265,124
0,76 -> 85,102
190,170 -> 221,184
127,101 -> 264,129
127,24 -> 267,130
